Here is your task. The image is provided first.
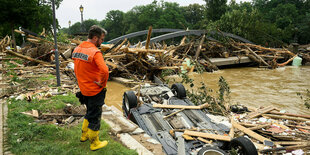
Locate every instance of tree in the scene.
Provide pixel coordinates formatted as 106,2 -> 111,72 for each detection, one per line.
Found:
82,19 -> 100,32
182,4 -> 205,29
0,0 -> 63,38
204,0 -> 227,21
104,10 -> 125,40
155,2 -> 186,29
68,22 -> 82,35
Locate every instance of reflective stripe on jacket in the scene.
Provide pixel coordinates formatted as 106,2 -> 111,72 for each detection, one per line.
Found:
73,41 -> 109,96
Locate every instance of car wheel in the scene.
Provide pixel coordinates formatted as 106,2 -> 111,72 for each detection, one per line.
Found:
198,146 -> 227,155
171,83 -> 186,99
123,91 -> 137,118
230,136 -> 258,155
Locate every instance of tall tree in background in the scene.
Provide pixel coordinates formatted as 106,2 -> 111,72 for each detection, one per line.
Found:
104,10 -> 125,40
0,0 -> 63,37
182,4 -> 205,29
155,2 -> 186,29
205,0 -> 227,21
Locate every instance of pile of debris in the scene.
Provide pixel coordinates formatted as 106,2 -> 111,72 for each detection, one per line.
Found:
2,28 -> 309,84
230,105 -> 310,154
21,104 -> 85,126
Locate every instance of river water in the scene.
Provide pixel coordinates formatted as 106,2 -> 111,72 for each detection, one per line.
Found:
105,66 -> 310,115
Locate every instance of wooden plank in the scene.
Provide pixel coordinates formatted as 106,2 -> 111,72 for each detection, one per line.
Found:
194,34 -> 205,60
145,26 -> 152,50
247,106 -> 275,119
229,118 -> 234,138
157,66 -> 180,70
274,141 -> 309,146
6,50 -> 50,66
232,119 -> 271,143
101,44 -> 165,53
248,124 -> 271,130
127,48 -> 165,54
197,137 -> 212,144
269,111 -> 310,119
296,125 -> 310,130
239,122 -> 257,127
229,126 -> 234,138
246,46 -> 270,67
153,103 -> 209,110
103,54 -> 126,59
285,144 -> 310,150
262,114 -> 310,122
182,134 -> 195,141
163,108 -> 185,119
184,130 -> 231,142
32,110 -> 39,118
112,38 -> 127,53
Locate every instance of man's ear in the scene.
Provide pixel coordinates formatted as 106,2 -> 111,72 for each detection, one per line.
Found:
93,36 -> 98,42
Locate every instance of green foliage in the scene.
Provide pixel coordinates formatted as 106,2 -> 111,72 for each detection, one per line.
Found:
46,31 -> 70,44
82,19 -> 100,32
297,89 -> 310,109
61,0 -> 310,46
104,10 -> 126,40
218,76 -> 230,103
177,73 -> 230,115
182,4 -> 205,29
0,0 -> 63,41
205,0 -> 227,21
7,97 -> 137,155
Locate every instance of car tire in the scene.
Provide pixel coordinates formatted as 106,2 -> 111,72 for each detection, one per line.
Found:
123,91 -> 137,118
230,136 -> 258,155
171,83 -> 186,99
198,146 -> 227,155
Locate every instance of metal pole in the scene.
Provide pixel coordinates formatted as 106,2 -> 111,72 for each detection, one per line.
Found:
81,12 -> 84,32
52,0 -> 61,86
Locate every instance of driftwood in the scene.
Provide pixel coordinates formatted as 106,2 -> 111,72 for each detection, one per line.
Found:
184,130 -> 231,141
194,34 -> 205,60
6,50 -> 50,66
153,103 -> 209,109
246,46 -> 270,67
163,108 -> 185,119
232,118 -> 271,143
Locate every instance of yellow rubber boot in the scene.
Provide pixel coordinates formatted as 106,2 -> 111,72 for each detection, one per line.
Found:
88,129 -> 108,151
80,119 -> 89,142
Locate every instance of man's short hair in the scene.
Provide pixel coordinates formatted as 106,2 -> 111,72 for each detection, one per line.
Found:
88,25 -> 108,39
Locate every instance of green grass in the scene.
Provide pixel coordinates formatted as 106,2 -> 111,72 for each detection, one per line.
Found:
7,96 -> 138,155
37,74 -> 56,81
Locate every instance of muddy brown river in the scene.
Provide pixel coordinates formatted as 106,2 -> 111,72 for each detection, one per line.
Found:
106,66 -> 310,115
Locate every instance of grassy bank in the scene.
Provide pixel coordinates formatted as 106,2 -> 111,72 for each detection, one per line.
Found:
6,94 -> 137,155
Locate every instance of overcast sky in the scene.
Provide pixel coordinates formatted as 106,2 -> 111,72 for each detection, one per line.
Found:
56,0 -> 250,28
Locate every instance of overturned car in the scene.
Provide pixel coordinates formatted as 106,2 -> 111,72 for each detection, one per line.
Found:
122,83 -> 258,155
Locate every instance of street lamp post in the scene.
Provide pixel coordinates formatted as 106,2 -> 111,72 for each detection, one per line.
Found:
68,20 -> 71,35
79,5 -> 84,32
52,0 -> 61,86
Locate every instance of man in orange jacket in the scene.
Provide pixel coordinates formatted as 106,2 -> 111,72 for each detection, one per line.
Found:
72,25 -> 109,151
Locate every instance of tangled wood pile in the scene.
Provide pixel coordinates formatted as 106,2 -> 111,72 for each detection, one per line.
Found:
1,28 -> 308,85
231,105 -> 310,154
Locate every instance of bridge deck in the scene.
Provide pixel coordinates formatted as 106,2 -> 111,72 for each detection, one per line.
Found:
210,56 -> 252,66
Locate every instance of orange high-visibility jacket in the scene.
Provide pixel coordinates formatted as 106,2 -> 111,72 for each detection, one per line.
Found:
72,41 -> 109,96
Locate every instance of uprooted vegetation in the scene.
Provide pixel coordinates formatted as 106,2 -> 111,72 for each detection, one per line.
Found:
297,89 -> 310,109
176,73 -> 231,116
2,28 -> 310,86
